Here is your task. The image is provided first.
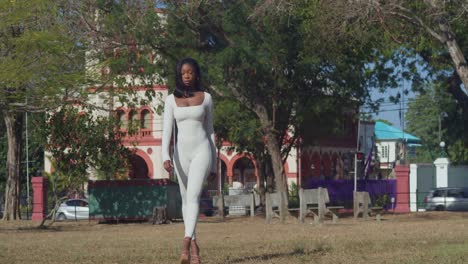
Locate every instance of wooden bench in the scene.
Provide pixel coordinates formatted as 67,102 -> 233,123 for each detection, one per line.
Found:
353,191 -> 383,221
213,193 -> 259,217
265,187 -> 344,224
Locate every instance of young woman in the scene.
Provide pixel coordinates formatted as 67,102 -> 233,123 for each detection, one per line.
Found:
161,58 -> 216,264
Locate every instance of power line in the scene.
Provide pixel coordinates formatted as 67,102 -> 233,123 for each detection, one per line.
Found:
361,108 -> 409,113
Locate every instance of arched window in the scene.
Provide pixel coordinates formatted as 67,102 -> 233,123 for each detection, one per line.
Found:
116,110 -> 127,129
129,110 -> 138,129
141,109 -> 151,129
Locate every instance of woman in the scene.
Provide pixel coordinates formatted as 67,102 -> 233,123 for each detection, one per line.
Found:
162,57 -> 216,264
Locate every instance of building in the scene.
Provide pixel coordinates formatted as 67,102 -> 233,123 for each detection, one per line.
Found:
375,121 -> 421,177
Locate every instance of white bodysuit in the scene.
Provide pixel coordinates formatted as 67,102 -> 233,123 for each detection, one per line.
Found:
162,92 -> 216,239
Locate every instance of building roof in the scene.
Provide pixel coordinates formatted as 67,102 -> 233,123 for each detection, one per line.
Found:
375,121 -> 421,143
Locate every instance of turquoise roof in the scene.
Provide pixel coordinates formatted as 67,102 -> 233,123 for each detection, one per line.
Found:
375,121 -> 420,143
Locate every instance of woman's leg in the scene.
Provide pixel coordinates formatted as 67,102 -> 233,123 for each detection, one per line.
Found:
173,149 -> 193,264
173,149 -> 190,229
184,147 -> 211,239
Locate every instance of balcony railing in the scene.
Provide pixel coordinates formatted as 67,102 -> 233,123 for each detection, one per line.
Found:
118,129 -> 153,139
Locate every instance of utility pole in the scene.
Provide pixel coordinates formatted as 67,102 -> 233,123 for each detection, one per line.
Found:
354,108 -> 361,192
438,113 -> 442,143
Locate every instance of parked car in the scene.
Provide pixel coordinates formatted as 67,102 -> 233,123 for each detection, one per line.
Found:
424,187 -> 468,211
56,199 -> 89,221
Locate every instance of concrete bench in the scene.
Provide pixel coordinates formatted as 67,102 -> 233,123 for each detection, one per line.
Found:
354,191 -> 383,221
266,187 -> 344,224
213,193 -> 259,217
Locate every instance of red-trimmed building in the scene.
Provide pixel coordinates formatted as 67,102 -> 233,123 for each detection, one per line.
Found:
45,85 -> 369,192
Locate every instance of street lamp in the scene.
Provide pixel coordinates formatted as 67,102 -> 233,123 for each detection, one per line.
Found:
438,112 -> 448,143
439,141 -> 448,158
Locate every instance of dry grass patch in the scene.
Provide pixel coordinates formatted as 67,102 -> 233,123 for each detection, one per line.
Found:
1,212 -> 468,263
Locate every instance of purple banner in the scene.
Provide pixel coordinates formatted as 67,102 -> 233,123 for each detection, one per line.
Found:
303,179 -> 397,208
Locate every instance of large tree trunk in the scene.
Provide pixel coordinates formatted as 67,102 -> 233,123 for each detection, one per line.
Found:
256,154 -> 266,207
2,111 -> 24,220
436,23 -> 468,94
256,108 -> 288,223
226,84 -> 289,222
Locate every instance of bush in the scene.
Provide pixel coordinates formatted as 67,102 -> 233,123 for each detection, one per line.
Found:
288,182 -> 299,208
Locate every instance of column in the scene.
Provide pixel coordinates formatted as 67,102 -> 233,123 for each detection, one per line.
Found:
394,165 -> 410,213
434,157 -> 450,188
32,177 -> 48,221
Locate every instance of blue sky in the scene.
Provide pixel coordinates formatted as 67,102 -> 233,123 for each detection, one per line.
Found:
369,84 -> 415,129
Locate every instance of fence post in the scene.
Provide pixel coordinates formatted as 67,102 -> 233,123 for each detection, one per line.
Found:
394,165 -> 410,213
299,188 -> 305,224
416,189 -> 419,211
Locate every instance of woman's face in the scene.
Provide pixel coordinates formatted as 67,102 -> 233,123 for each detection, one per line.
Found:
181,63 -> 196,88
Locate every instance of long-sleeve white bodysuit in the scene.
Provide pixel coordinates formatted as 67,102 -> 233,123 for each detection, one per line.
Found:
162,92 -> 216,239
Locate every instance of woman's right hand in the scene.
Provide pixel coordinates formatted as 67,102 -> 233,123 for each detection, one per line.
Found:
163,160 -> 174,172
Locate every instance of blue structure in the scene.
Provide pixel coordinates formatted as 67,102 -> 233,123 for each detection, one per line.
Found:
375,121 -> 420,143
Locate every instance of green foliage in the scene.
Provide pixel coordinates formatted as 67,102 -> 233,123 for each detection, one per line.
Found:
157,1 -> 395,153
374,194 -> 390,208
406,83 -> 468,164
214,98 -> 263,153
288,181 -> 299,209
42,105 -> 133,184
0,0 -> 87,112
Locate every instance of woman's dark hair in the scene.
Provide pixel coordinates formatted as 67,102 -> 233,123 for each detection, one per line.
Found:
174,57 -> 203,98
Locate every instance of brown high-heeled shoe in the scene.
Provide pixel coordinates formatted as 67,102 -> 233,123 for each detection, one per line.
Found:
190,239 -> 201,264
180,237 -> 191,264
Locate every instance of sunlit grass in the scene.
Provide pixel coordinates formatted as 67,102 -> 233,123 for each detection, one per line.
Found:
1,212 -> 468,263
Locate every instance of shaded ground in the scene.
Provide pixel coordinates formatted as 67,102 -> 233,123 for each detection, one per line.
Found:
1,212 -> 468,264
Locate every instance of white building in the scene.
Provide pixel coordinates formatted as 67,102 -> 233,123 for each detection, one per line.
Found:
375,121 -> 420,176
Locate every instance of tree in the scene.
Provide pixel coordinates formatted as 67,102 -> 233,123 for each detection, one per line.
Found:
0,0 -> 87,220
406,83 -> 468,164
152,1 -> 396,222
213,98 -> 272,206
347,1 -> 468,96
70,1 -> 396,223
36,105 -> 133,226
345,1 -> 468,121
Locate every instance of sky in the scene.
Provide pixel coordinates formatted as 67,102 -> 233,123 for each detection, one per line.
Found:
369,85 -> 415,130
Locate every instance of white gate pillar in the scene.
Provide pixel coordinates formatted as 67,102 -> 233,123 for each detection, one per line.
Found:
434,158 -> 450,188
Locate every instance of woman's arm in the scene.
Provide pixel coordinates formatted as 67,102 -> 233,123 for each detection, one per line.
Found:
161,94 -> 174,163
205,93 -> 217,173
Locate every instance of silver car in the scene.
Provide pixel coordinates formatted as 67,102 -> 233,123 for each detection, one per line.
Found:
425,187 -> 468,211
56,199 -> 89,221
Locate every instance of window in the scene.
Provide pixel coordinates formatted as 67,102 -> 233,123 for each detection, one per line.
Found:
447,189 -> 463,198
141,109 -> 151,129
433,190 -> 445,197
129,110 -> 138,128
381,145 -> 389,159
117,110 -> 127,129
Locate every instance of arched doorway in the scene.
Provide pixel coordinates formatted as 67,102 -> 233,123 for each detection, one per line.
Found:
128,154 -> 149,179
204,160 -> 228,194
232,157 -> 256,189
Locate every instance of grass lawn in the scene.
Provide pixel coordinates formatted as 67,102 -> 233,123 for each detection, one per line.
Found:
1,212 -> 468,264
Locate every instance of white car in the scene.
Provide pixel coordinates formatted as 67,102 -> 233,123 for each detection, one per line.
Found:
56,199 -> 89,221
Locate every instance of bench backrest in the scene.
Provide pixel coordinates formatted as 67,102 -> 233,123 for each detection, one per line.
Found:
212,193 -> 256,207
266,187 -> 330,208
354,191 -> 371,206
300,188 -> 330,205
267,192 -> 281,208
